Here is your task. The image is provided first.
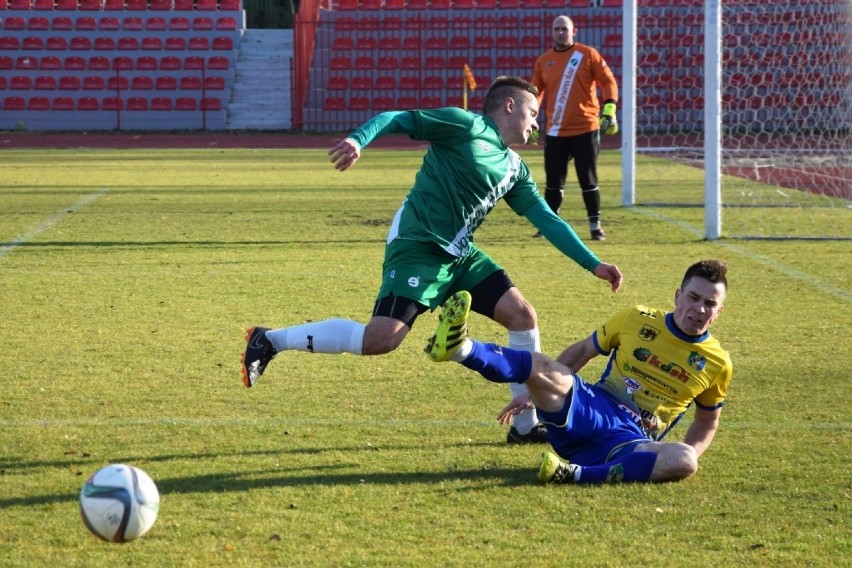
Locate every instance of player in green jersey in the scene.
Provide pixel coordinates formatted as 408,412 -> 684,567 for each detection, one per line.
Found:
242,77 -> 623,444
425,259 -> 732,483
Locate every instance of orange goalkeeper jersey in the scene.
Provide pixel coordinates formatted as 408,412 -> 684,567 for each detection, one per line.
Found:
531,43 -> 619,138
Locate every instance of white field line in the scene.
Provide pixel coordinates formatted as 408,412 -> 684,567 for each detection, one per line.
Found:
0,416 -> 848,430
632,208 -> 852,303
0,189 -> 108,260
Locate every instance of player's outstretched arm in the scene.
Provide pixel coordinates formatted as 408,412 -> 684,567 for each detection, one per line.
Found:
594,262 -> 623,292
682,406 -> 722,457
328,137 -> 361,171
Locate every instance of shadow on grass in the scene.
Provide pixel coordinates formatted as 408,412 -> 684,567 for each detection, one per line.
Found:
1,441 -> 533,508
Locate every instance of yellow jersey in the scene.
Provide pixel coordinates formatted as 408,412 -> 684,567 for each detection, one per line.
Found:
592,305 -> 733,440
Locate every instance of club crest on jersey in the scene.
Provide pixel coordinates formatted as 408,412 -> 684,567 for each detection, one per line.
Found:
624,377 -> 641,393
687,350 -> 706,371
638,324 -> 660,341
407,276 -> 420,288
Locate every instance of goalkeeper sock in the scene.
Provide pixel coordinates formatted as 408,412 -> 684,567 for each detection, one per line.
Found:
581,186 -> 601,227
266,319 -> 365,355
576,452 -> 657,484
460,341 -> 532,384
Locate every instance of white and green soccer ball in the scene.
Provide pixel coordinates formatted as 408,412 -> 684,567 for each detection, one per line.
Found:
79,464 -> 160,542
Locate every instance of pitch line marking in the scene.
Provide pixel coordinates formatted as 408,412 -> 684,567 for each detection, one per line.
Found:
632,208 -> 852,303
0,189 -> 108,260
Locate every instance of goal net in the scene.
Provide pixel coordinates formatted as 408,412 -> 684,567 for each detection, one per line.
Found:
625,0 -> 851,240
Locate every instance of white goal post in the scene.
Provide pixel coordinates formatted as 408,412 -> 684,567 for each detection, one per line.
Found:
621,0 -> 852,241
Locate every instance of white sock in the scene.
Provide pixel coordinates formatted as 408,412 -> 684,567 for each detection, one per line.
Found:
265,319 -> 365,355
507,328 -> 540,434
449,339 -> 473,363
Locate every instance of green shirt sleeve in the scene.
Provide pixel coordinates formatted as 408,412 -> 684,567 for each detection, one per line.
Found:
524,201 -> 601,273
347,111 -> 418,148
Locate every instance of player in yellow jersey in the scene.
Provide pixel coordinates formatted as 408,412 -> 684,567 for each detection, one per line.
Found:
426,260 -> 732,484
531,15 -> 619,242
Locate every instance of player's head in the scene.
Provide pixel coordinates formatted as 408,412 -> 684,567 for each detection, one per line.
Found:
551,15 -> 575,49
673,259 -> 728,336
483,76 -> 539,146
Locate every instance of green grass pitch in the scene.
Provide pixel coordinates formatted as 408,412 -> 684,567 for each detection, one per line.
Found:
0,147 -> 849,566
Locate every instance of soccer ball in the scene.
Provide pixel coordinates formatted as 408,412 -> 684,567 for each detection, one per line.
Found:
79,464 -> 160,542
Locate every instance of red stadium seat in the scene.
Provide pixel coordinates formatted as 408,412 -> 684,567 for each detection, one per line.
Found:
102,96 -> 123,110
196,0 -> 217,10
11,76 -> 32,90
83,76 -> 105,89
371,96 -> 393,111
349,96 -> 369,111
160,56 -> 181,70
78,0 -> 101,10
175,97 -> 196,110
423,76 -> 443,90
203,76 -> 224,90
216,17 -> 237,31
400,56 -> 419,69
127,97 -> 147,111
8,0 -> 31,9
179,76 -> 201,90
189,37 -> 210,50
375,75 -> 395,90
118,38 -> 139,51
39,56 -> 61,69
99,17 -> 120,31
323,97 -> 345,111
107,76 -> 129,90
77,97 -> 100,110
3,18 -> 26,31
94,38 -> 116,51
76,18 -> 97,31
136,56 -> 158,70
34,76 -> 56,90
377,56 -> 397,70
397,96 -> 417,109
51,17 -> 73,31
123,17 -> 145,31
104,0 -> 124,9
351,76 -> 372,90
0,37 -> 20,50
193,17 -> 214,31
23,36 -> 44,50
0,77 -> 6,90
420,96 -> 441,108
141,37 -> 163,50
87,56 -> 109,70
151,97 -> 172,110
207,56 -> 228,70
33,0 -> 55,9
70,37 -> 92,50
63,56 -> 85,70
55,0 -> 77,8
112,56 -> 133,70
166,37 -> 187,50
152,0 -> 175,8
53,96 -> 75,111
219,0 -> 240,9
46,37 -> 68,50
399,76 -> 420,90
146,18 -> 167,31
212,37 -> 233,50
156,76 -> 177,89
184,56 -> 203,70
59,76 -> 81,90
131,76 -> 153,90
125,0 -> 147,9
0,57 -> 13,70
169,17 -> 191,31
28,97 -> 51,110
16,56 -> 37,70
3,96 -> 26,111
327,76 -> 348,90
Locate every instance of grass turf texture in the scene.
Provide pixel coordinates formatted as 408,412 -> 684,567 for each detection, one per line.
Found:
0,147 -> 849,566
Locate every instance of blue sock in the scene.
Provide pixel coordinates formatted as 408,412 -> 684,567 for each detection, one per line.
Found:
576,451 -> 658,484
460,341 -> 531,384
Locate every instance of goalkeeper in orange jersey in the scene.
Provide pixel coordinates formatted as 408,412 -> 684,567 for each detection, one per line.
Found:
531,14 -> 619,242
426,260 -> 732,484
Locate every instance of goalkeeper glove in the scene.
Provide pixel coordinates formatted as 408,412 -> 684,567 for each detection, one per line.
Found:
599,100 -> 618,135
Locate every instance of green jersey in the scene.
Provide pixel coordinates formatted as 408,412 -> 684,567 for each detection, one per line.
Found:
348,107 -> 600,272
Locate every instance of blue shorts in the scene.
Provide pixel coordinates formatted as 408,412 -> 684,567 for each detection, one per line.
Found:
537,375 -> 652,466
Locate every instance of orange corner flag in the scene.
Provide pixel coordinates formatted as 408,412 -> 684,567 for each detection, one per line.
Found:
463,64 -> 477,91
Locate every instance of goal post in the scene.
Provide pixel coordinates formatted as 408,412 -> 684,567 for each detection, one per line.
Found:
623,0 -> 852,241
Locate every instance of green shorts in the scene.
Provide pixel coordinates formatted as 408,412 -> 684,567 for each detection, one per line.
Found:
376,238 -> 502,311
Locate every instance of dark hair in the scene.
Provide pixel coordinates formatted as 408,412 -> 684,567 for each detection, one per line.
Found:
682,259 -> 728,290
483,76 -> 539,116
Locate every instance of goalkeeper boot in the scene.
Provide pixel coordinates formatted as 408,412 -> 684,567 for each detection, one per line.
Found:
591,228 -> 607,241
538,451 -> 579,484
241,326 -> 277,388
425,291 -> 471,362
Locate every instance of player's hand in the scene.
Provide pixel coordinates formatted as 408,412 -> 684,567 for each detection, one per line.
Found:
497,393 -> 534,425
328,137 -> 361,171
599,101 -> 618,135
594,262 -> 623,293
